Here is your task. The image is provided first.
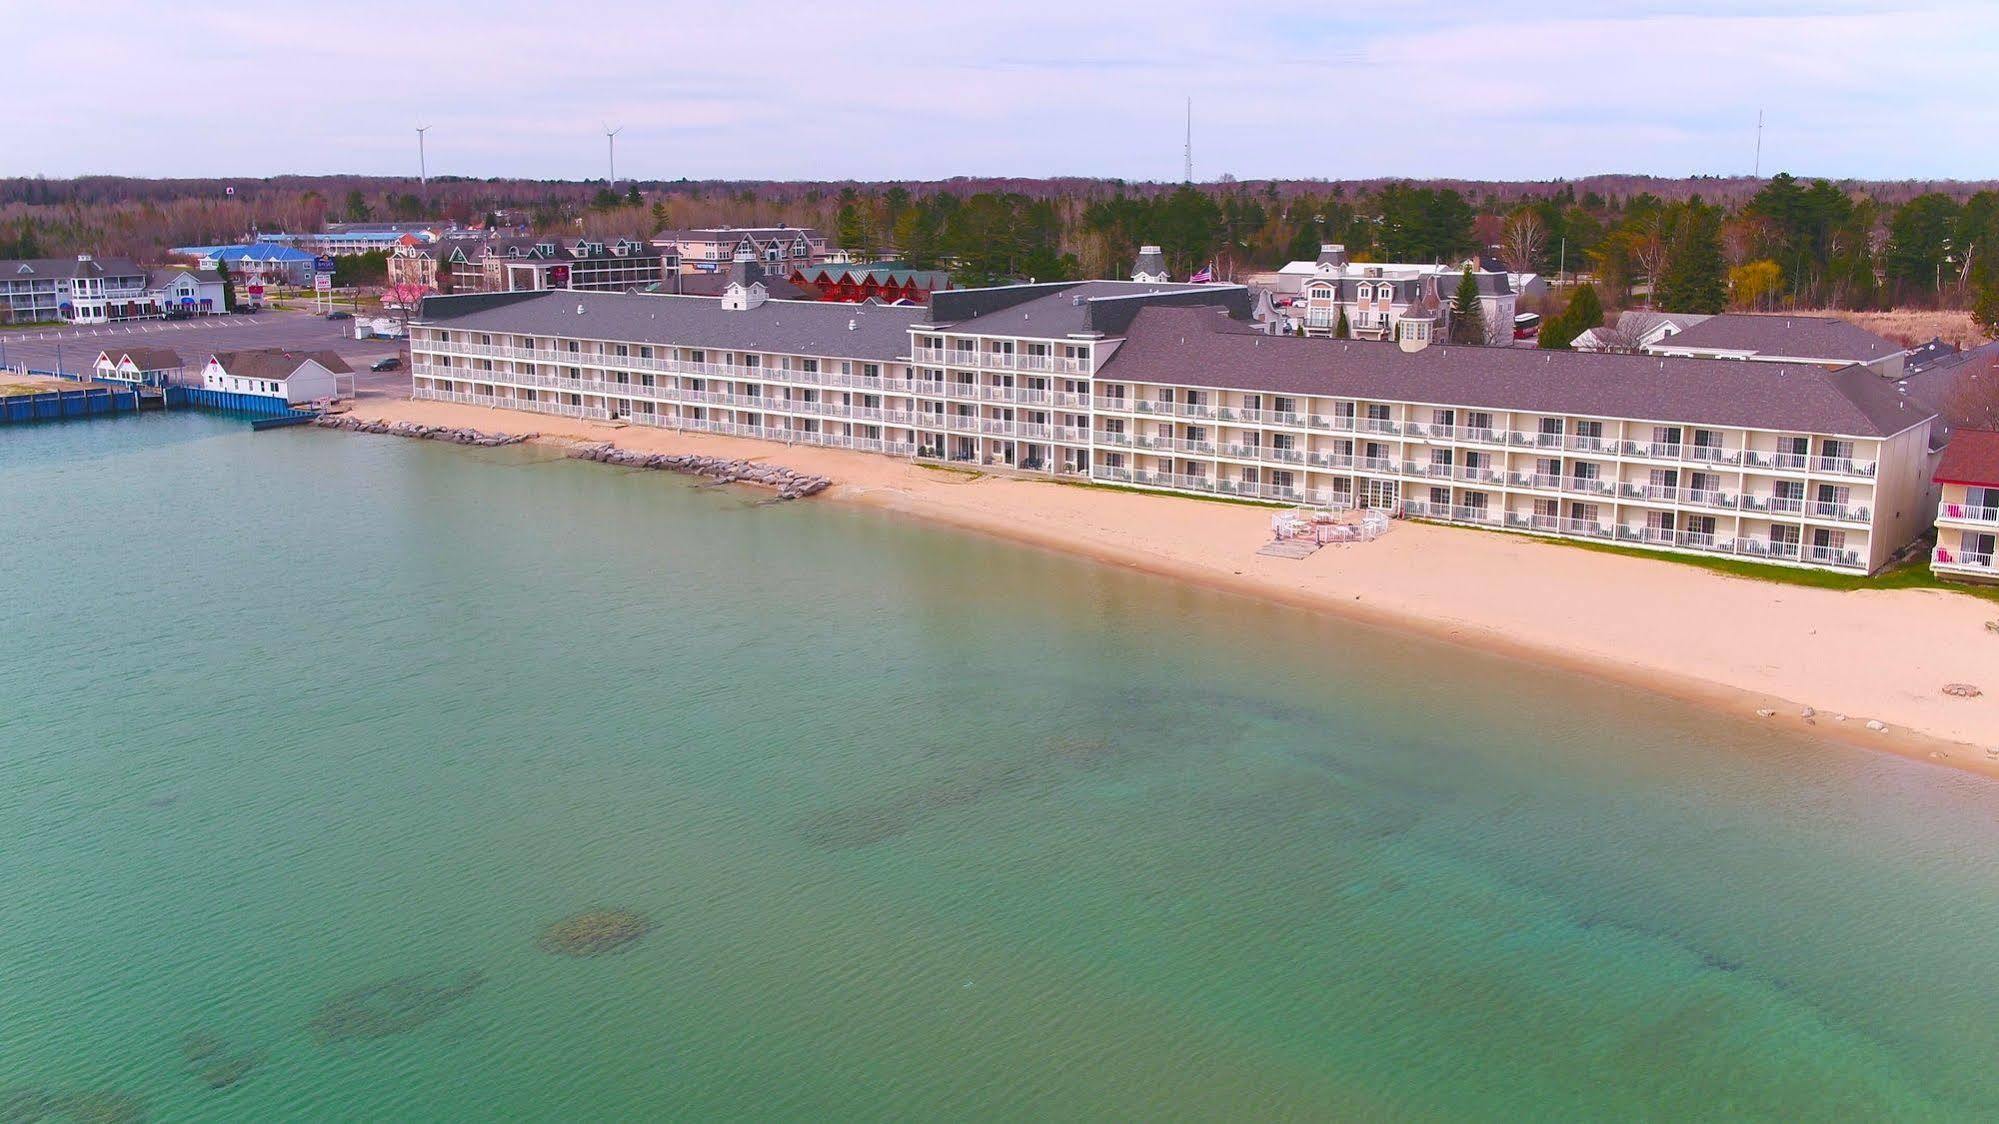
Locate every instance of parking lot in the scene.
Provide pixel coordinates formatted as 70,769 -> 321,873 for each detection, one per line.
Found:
0,310 -> 411,399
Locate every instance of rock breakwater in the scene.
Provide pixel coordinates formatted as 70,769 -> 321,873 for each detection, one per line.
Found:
568,443 -> 832,500
313,415 -> 533,447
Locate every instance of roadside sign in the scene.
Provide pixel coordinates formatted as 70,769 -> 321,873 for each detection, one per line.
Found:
313,274 -> 333,292
314,255 -> 336,274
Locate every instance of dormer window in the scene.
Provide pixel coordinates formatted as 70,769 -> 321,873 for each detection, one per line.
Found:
1357,283 -> 1372,301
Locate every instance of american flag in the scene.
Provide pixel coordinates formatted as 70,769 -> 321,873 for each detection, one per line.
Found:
1188,264 -> 1214,283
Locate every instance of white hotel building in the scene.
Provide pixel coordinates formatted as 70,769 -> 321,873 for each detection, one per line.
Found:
409,273 -> 1939,574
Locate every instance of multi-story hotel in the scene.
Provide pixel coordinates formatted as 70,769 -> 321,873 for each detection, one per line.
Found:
1931,428 -> 1999,582
1,255 -> 155,324
409,270 -> 1938,574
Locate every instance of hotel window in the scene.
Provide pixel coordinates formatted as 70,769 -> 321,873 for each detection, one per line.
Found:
1534,498 -> 1560,520
1538,417 -> 1565,437
1574,419 -> 1603,442
1432,408 -> 1455,430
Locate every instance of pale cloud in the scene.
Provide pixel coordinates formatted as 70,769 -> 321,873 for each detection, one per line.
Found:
5,0 -> 1994,182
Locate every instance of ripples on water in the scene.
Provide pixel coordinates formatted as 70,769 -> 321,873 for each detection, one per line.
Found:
2,415 -> 1998,1119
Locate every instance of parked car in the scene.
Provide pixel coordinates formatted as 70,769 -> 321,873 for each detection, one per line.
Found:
327,310 -> 352,321
370,357 -> 402,372
165,309 -> 194,321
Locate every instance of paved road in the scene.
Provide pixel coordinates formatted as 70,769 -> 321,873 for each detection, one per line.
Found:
0,310 -> 410,398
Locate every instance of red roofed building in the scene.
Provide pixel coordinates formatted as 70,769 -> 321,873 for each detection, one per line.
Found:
1931,428 -> 1999,581
788,263 -> 951,305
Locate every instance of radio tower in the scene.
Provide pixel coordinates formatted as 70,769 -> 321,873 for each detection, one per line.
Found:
1183,97 -> 1193,183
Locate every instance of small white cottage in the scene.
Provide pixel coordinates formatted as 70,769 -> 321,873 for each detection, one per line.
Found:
92,346 -> 184,386
202,349 -> 352,405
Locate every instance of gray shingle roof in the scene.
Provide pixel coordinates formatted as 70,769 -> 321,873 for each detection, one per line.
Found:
1102,306 -> 1931,438
106,347 -> 183,371
930,280 -> 1244,338
2,256 -> 146,279
418,290 -> 926,362
212,349 -> 353,380
1650,313 -> 1904,362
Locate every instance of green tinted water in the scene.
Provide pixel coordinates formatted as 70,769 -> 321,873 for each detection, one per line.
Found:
3,413 -> 1997,1120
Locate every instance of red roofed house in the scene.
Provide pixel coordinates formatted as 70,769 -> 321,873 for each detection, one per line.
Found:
787,263 -> 951,305
1931,428 -> 1999,581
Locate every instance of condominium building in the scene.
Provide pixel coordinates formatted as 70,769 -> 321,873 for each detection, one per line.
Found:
654,227 -> 832,274
409,277 -> 1937,574
395,236 -> 674,294
1,255 -> 155,324
1931,428 -> 1999,582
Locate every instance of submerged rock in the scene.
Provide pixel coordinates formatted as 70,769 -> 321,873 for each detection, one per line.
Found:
179,1029 -> 224,1065
195,1054 -> 260,1091
537,909 -> 654,958
307,970 -> 486,1044
1941,682 -> 1982,698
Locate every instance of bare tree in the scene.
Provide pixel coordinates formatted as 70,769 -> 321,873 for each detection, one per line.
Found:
1632,221 -> 1670,309
1592,309 -> 1674,353
1500,213 -> 1545,276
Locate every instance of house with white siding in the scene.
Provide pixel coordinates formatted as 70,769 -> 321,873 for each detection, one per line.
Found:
202,349 -> 352,404
93,347 -> 184,387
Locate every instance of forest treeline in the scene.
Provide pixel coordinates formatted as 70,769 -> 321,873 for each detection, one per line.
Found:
5,173 -> 1999,320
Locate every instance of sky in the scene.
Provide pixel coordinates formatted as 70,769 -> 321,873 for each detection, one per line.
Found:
8,0 -> 1998,183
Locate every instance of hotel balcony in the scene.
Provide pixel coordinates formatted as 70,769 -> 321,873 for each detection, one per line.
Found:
1940,502 -> 1999,525
1933,547 -> 1998,578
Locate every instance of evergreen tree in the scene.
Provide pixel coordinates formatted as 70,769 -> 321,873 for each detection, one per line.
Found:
1975,282 -> 1999,339
1539,283 -> 1602,350
1655,204 -> 1728,313
1884,193 -> 1960,298
625,183 -> 642,206
1333,305 -> 1350,339
215,259 -> 236,312
1450,267 -> 1486,345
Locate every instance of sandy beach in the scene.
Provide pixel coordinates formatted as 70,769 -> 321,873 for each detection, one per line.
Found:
334,395 -> 1999,777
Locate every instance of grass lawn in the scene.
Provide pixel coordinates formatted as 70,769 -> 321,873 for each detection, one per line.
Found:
0,320 -> 66,332
1553,536 -> 1999,603
1060,477 -> 1294,509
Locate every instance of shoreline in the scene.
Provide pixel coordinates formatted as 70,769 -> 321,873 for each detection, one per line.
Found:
324,395 -> 1999,781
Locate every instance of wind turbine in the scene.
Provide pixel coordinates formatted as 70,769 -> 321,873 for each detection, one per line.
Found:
604,124 -> 623,189
416,125 -> 431,206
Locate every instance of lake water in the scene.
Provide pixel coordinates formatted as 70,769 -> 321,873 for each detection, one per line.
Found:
4,412 -> 1998,1120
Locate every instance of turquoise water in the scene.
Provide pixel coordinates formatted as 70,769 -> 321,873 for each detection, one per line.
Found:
4,412 -> 1999,1120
